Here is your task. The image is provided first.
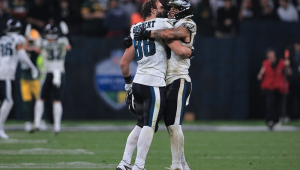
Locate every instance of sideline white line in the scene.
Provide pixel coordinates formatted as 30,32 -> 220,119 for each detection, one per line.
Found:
4,125 -> 300,132
0,162 -> 116,169
0,148 -> 94,155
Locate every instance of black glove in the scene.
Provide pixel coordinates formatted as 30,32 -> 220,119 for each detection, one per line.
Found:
189,47 -> 195,59
134,27 -> 151,40
125,90 -> 136,115
123,36 -> 132,48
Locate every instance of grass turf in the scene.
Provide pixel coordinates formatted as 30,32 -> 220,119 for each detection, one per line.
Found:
0,130 -> 299,170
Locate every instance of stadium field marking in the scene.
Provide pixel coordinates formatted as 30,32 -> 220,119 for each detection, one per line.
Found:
5,125 -> 300,132
0,148 -> 94,155
0,162 -> 116,169
0,139 -> 48,144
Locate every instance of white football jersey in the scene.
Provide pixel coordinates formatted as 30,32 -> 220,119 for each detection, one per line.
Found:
166,18 -> 197,85
130,18 -> 173,87
40,36 -> 69,73
0,33 -> 26,80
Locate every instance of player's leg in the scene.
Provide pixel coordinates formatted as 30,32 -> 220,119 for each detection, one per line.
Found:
53,73 -> 64,134
0,80 -> 14,139
133,84 -> 165,170
20,79 -> 33,132
117,95 -> 143,170
34,74 -> 51,130
31,79 -> 47,130
165,79 -> 191,170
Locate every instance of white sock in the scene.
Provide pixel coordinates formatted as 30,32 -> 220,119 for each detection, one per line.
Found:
53,102 -> 62,132
168,125 -> 184,167
0,100 -> 14,129
181,148 -> 187,164
134,126 -> 154,169
34,100 -> 44,128
122,125 -> 142,164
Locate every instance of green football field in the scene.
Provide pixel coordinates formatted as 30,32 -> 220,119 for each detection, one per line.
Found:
0,122 -> 300,170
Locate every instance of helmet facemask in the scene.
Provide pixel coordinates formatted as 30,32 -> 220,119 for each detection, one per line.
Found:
167,0 -> 193,20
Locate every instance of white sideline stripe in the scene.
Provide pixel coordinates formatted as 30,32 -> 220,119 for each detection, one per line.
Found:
0,139 -> 48,144
4,125 -> 300,132
0,162 -> 116,169
0,148 -> 94,155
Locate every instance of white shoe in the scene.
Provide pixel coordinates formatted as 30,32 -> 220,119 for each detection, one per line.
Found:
132,165 -> 146,170
182,162 -> 190,170
116,160 -> 132,170
24,122 -> 33,132
54,123 -> 60,134
0,129 -> 9,139
165,165 -> 183,170
40,120 -> 48,131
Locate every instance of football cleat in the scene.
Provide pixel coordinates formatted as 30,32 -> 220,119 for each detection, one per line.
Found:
0,129 -> 9,139
165,165 -> 183,170
116,160 -> 132,170
182,161 -> 190,170
24,122 -> 33,132
132,164 -> 146,170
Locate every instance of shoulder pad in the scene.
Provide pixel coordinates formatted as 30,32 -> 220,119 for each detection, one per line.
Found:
15,35 -> 26,44
175,19 -> 197,33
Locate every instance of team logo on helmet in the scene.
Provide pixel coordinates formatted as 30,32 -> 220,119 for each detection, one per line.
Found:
94,49 -> 137,110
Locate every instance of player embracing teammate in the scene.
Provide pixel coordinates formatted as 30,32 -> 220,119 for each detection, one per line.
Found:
117,0 -> 196,169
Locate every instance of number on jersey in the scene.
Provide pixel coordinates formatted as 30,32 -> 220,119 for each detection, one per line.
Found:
0,43 -> 13,56
133,38 -> 156,61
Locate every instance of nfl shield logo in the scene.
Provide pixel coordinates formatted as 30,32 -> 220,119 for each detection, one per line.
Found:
95,49 -> 137,110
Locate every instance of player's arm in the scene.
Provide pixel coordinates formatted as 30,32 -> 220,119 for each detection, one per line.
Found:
25,39 -> 41,54
120,45 -> 135,92
120,45 -> 135,77
257,66 -> 265,81
165,40 -> 194,59
135,26 -> 190,40
65,44 -> 72,51
16,44 -> 39,79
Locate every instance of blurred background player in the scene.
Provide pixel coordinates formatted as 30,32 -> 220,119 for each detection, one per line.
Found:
286,38 -> 300,122
21,27 -> 45,132
0,19 -> 38,139
33,24 -> 71,134
257,48 -> 292,130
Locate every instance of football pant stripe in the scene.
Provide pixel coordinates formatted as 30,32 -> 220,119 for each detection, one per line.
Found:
175,79 -> 186,125
148,87 -> 160,129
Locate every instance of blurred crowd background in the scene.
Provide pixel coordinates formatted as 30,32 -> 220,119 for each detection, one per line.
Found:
1,0 -> 300,37
1,0 -> 300,122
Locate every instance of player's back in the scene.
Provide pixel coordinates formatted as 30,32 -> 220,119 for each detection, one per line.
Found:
41,36 -> 69,73
130,18 -> 174,87
166,18 -> 197,85
0,33 -> 25,80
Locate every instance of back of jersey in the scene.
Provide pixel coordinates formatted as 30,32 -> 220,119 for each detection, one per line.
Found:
166,18 -> 197,85
40,36 -> 69,73
0,33 -> 25,80
130,18 -> 173,87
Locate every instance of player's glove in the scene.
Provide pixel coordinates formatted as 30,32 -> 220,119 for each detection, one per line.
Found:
31,68 -> 39,79
124,83 -> 132,92
125,90 -> 136,115
123,36 -> 132,48
189,46 -> 195,59
134,27 -> 151,40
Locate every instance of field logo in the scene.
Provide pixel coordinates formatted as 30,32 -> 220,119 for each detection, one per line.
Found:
95,49 -> 137,110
